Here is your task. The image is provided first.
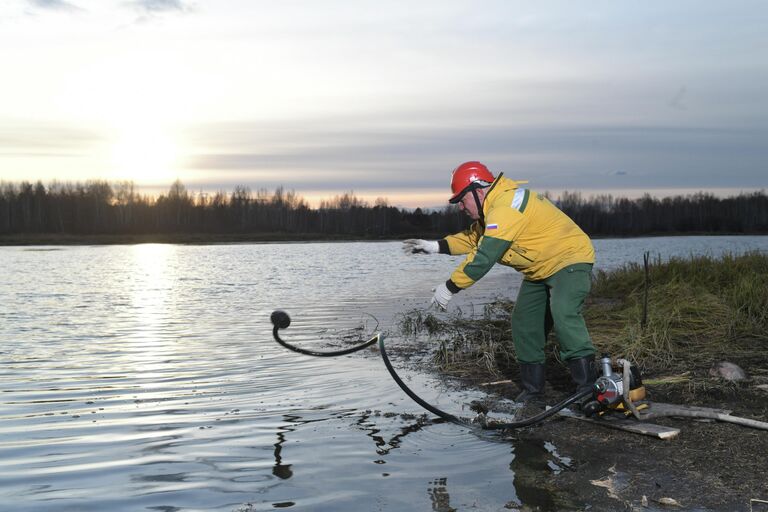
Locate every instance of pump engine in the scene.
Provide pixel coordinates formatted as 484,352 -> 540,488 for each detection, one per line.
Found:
583,355 -> 646,417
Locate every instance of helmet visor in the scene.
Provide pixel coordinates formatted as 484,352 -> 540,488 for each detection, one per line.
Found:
448,189 -> 468,204
448,181 -> 489,204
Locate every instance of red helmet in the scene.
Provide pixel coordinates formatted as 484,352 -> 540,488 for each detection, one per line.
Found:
449,161 -> 495,203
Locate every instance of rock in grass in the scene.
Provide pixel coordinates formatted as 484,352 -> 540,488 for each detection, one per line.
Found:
656,496 -> 682,507
708,361 -> 748,382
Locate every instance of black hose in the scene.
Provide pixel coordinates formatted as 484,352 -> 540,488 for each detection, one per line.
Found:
271,310 -> 588,430
377,333 -> 591,429
271,310 -> 379,357
376,332 -> 467,426
481,388 -> 592,429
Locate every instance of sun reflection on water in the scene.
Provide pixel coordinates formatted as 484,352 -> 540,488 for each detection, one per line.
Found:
130,243 -> 174,334
124,243 -> 184,384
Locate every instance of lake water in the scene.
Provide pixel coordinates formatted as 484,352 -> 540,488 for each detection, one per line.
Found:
2,236 -> 767,512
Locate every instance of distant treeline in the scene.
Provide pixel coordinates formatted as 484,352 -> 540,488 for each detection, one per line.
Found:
557,189 -> 768,236
1,179 -> 766,238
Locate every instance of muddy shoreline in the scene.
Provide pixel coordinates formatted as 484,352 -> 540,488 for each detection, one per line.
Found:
389,252 -> 768,511
440,360 -> 768,512
376,328 -> 765,511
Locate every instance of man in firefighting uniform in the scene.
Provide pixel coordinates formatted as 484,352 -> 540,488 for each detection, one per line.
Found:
403,161 -> 597,405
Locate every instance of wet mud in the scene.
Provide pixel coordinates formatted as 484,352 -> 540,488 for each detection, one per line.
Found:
461,356 -> 768,512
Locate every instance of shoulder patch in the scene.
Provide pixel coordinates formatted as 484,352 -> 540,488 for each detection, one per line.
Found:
511,188 -> 530,212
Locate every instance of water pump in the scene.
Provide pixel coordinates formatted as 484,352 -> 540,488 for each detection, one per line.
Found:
583,354 -> 646,417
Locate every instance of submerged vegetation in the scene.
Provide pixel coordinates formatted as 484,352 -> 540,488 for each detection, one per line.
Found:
400,252 -> 768,382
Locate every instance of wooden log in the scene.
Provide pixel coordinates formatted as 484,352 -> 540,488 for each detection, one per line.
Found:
643,402 -> 732,417
558,408 -> 680,439
643,402 -> 768,431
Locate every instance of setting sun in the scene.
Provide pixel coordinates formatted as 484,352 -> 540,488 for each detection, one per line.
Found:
110,126 -> 180,185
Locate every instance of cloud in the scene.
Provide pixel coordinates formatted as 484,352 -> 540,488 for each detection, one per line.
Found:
182,117 -> 768,192
27,0 -> 82,12
121,0 -> 193,25
125,0 -> 191,13
0,122 -> 102,154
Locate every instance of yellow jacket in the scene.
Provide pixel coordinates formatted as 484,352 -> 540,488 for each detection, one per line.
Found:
444,174 -> 594,288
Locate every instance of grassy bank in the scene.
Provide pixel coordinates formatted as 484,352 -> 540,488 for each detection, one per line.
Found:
588,252 -> 768,369
400,251 -> 768,381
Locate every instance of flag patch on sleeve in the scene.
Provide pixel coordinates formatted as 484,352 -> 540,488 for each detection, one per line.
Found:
486,223 -> 498,230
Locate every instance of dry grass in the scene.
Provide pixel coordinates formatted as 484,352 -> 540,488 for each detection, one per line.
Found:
399,251 -> 768,377
397,303 -> 516,380
588,251 -> 768,372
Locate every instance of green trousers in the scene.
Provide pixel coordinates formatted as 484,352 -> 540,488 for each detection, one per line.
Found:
511,263 -> 596,364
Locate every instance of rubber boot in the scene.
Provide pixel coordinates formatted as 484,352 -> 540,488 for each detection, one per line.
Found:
567,356 -> 598,413
513,363 -> 546,419
514,363 -> 546,403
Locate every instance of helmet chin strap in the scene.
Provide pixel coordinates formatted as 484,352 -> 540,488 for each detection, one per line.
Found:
471,188 -> 485,223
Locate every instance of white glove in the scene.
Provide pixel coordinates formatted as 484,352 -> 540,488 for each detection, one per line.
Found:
402,239 -> 439,255
431,282 -> 453,311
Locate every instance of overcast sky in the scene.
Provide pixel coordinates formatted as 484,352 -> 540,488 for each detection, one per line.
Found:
0,1 -> 765,207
